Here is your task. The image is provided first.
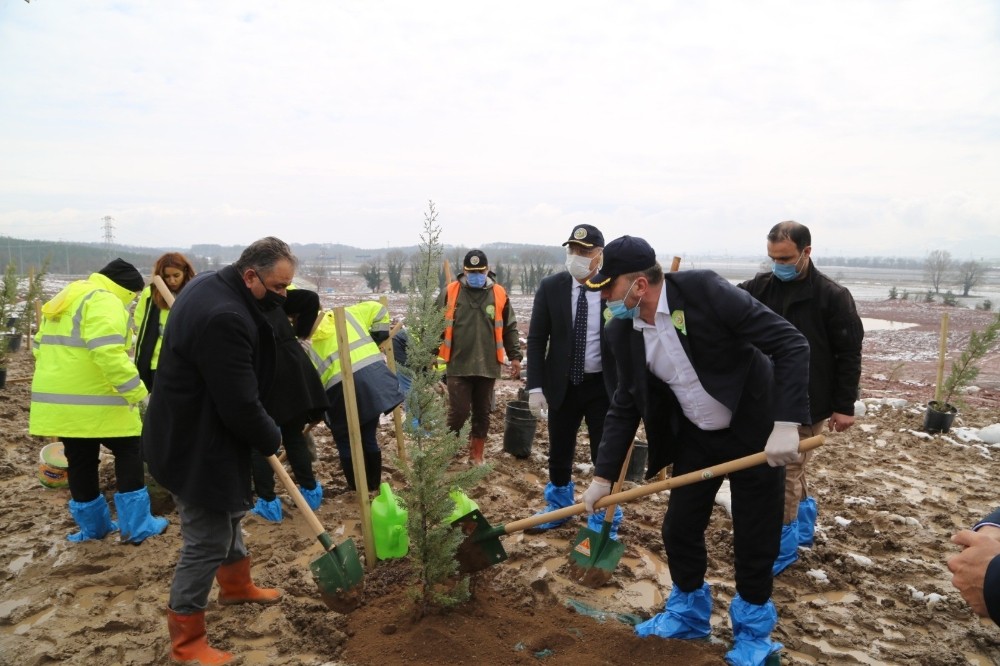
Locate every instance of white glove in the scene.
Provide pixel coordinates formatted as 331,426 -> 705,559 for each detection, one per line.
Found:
528,391 -> 548,419
764,422 -> 803,467
583,478 -> 612,513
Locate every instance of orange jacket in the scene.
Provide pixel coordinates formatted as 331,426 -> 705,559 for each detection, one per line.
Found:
439,280 -> 507,364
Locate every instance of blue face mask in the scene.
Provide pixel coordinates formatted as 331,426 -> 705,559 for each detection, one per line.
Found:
772,252 -> 805,282
466,272 -> 487,288
607,279 -> 640,320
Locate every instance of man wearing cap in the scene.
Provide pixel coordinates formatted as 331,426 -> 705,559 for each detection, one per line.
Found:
582,236 -> 810,666
526,225 -> 620,535
437,249 -> 522,464
30,258 -> 168,545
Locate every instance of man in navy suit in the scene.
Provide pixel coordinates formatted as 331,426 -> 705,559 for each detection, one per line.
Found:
583,236 -> 810,666
526,224 -> 619,534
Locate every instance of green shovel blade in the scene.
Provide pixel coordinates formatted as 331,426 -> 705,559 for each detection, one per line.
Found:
452,509 -> 509,573
568,520 -> 625,574
309,535 -> 365,612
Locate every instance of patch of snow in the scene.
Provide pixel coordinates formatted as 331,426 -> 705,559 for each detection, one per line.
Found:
806,569 -> 829,583
846,552 -> 873,566
978,424 -> 1000,444
574,462 -> 594,476
844,496 -> 876,506
859,423 -> 878,433
834,516 -> 852,527
854,400 -> 867,417
907,430 -> 933,439
875,438 -> 888,447
950,427 -> 983,442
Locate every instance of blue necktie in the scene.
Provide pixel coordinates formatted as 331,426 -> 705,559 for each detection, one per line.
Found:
570,286 -> 587,385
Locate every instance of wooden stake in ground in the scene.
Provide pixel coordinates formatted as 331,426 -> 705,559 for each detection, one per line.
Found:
443,259 -> 454,284
934,312 -> 950,405
379,295 -> 407,463
333,306 -> 377,570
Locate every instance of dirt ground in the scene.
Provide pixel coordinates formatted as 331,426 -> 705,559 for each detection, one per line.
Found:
1,295 -> 999,665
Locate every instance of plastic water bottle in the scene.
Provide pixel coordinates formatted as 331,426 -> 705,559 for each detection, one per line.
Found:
371,482 -> 408,560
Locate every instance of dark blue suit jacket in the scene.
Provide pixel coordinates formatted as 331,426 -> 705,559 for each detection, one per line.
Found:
595,270 -> 811,480
526,271 -> 612,411
975,508 -> 1000,625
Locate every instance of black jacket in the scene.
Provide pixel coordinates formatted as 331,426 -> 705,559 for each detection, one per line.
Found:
526,271 -> 613,410
143,266 -> 281,511
739,260 -> 864,422
596,270 -> 811,481
976,507 -> 1000,625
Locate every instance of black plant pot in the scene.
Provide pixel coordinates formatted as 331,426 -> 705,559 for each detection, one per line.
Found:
924,401 -> 957,434
0,368 -> 6,390
5,333 -> 21,352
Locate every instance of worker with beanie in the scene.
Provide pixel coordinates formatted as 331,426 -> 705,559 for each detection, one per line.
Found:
29,258 -> 168,544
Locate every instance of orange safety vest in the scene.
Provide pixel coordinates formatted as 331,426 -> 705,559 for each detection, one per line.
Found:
439,280 -> 507,364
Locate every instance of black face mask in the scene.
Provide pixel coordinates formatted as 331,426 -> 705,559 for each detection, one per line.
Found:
252,270 -> 287,312
256,289 -> 287,312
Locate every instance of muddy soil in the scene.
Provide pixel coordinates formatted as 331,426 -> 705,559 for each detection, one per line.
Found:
1,296 -> 998,665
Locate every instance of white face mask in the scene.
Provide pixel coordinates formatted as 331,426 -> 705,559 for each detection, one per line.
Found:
565,252 -> 595,280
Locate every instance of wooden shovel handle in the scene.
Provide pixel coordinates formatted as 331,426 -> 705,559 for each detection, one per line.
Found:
151,275 -> 175,308
504,435 -> 825,535
602,441 -> 634,525
267,454 -> 327,538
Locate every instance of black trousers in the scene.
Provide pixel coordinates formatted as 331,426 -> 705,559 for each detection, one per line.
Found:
251,420 -> 317,499
327,415 -> 380,458
62,436 -> 144,503
546,372 -> 609,486
661,419 -> 784,605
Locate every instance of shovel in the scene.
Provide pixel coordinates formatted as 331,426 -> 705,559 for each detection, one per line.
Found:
454,435 -> 824,574
267,455 -> 365,612
566,442 -> 634,587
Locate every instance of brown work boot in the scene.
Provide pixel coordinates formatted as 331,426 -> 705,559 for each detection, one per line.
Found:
469,437 -> 485,465
215,556 -> 282,605
167,608 -> 234,665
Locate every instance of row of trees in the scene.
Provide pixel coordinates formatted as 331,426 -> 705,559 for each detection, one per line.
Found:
924,251 -> 991,297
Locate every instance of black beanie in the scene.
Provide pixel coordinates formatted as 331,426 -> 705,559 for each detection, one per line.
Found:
98,258 -> 145,292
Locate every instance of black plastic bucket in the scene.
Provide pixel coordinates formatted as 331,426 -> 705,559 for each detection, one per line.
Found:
626,440 -> 648,482
5,333 -> 21,352
923,401 -> 957,434
503,401 -> 537,458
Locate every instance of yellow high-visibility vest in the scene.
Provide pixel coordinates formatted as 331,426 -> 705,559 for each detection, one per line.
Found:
308,301 -> 390,390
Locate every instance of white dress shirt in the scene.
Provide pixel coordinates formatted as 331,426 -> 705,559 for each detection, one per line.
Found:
571,283 -> 603,374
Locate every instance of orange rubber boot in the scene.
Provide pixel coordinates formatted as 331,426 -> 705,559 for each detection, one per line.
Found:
215,556 -> 282,605
469,437 -> 486,465
167,609 -> 234,665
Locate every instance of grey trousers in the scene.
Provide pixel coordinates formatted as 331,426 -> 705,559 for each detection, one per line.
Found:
168,496 -> 249,613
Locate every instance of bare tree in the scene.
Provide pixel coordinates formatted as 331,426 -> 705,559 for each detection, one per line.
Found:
956,260 -> 987,297
386,249 -> 408,293
517,249 -> 554,295
924,250 -> 952,294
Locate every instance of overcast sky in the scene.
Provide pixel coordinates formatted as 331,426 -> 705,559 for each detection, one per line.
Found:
1,1 -> 998,260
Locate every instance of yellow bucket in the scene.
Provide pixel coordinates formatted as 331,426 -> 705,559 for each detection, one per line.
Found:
39,442 -> 69,489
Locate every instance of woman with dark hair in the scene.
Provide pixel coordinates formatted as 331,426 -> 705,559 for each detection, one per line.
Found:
134,252 -> 196,390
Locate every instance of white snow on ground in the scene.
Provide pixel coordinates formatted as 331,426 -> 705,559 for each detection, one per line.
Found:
834,516 -> 852,527
846,553 -> 874,567
806,569 -> 829,583
844,496 -> 876,506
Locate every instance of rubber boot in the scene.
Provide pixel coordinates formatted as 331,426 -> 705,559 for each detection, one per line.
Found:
469,437 -> 485,465
771,520 -> 799,576
797,496 -> 817,547
363,450 -> 382,493
635,582 -> 712,639
166,608 -> 234,665
587,505 -> 624,541
726,595 -> 782,666
300,483 -> 323,511
215,556 -> 282,606
341,457 -> 357,491
67,495 -> 118,542
250,496 -> 283,522
527,481 -> 576,532
114,487 -> 169,544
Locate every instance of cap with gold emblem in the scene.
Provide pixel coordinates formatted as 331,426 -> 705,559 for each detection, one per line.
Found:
561,224 -> 604,249
463,249 -> 489,271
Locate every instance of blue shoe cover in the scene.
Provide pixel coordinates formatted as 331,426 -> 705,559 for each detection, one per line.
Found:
772,521 -> 799,576
67,495 -> 118,542
725,595 -> 782,666
636,582 -> 712,639
796,497 -> 817,547
530,482 -> 576,531
587,505 -> 624,541
251,497 -> 283,522
114,487 -> 168,543
300,483 -> 323,511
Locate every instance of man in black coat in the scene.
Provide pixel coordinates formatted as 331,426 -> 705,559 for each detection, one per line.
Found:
582,236 -> 810,666
739,221 -> 863,575
526,224 -> 617,534
144,237 -> 294,665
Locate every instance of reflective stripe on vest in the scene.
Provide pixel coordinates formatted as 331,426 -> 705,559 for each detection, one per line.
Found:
439,281 -> 506,364
316,309 -> 384,388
